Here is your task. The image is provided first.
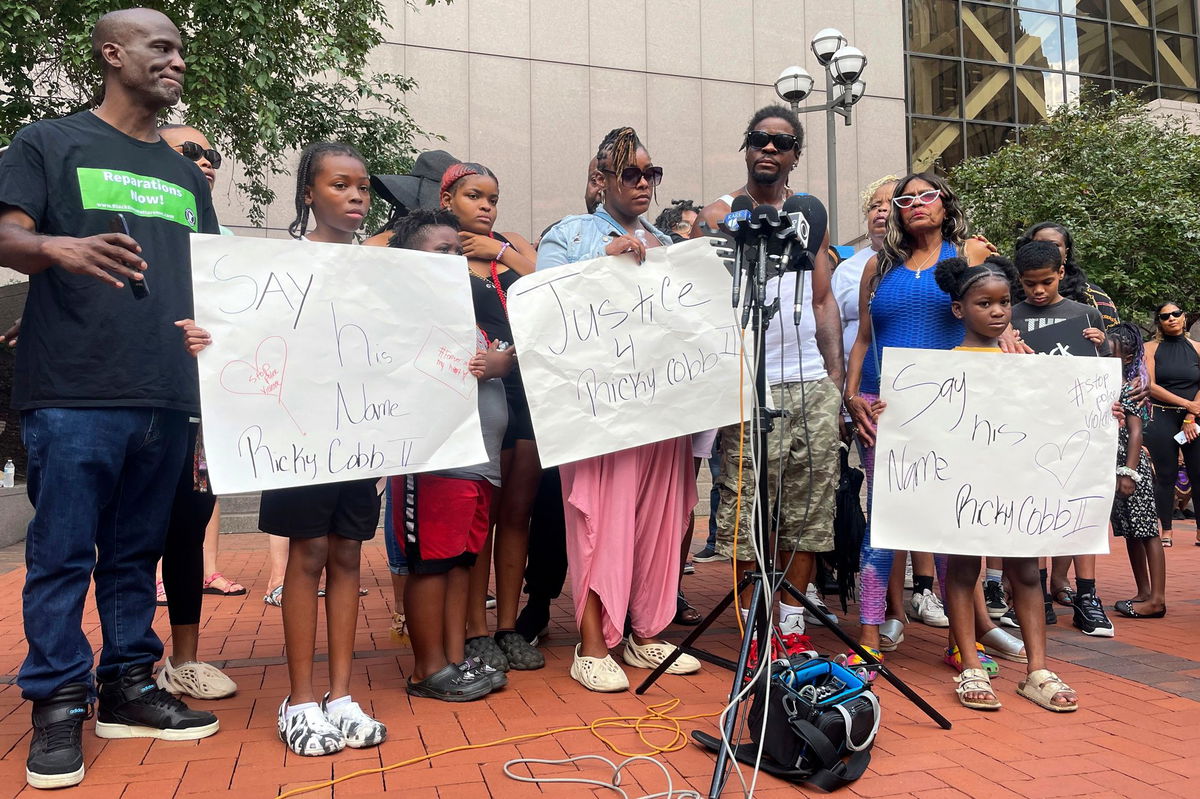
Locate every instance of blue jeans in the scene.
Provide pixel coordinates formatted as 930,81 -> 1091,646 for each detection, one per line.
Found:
706,442 -> 720,547
383,482 -> 408,576
20,407 -> 188,700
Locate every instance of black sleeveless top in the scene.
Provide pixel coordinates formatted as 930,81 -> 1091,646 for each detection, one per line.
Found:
1155,333 -> 1200,403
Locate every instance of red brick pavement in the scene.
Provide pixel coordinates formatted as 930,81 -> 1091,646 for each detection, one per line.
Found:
1,522 -> 1198,797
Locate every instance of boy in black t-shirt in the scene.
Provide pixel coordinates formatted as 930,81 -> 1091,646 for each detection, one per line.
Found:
0,9 -> 219,790
1012,241 -> 1105,343
1010,240 -> 1116,640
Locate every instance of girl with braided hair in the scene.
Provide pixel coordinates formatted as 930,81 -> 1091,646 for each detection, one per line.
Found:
538,128 -> 701,692
267,142 -> 387,753
435,163 -> 547,672
1108,323 -> 1167,619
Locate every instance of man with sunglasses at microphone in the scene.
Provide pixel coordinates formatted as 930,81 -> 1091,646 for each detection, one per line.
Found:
692,105 -> 845,661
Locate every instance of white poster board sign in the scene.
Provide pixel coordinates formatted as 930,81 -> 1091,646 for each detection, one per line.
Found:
871,348 -> 1121,557
190,234 -> 486,494
507,237 -> 753,467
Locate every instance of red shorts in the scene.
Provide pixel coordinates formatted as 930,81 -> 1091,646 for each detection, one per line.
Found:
391,474 -> 492,574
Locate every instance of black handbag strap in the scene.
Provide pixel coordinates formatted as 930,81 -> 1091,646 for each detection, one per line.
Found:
788,717 -> 872,791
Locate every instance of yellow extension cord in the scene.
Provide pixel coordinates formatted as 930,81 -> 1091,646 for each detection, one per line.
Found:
276,331 -> 754,799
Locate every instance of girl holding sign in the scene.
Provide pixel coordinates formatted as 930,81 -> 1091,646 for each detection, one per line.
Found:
925,255 -> 1079,712
537,127 -> 701,692
182,142 -> 388,755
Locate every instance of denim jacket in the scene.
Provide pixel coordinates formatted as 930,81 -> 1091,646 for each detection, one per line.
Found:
536,205 -> 672,270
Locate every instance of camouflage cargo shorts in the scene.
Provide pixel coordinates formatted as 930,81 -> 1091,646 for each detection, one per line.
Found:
714,377 -> 841,560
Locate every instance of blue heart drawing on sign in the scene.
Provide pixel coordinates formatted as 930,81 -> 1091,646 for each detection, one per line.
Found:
1034,430 -> 1090,488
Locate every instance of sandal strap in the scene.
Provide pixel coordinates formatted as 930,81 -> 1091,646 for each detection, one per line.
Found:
1032,670 -> 1071,693
955,668 -> 994,695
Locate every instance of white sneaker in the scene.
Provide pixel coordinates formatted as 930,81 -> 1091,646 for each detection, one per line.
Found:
805,584 -> 839,626
321,694 -> 386,749
570,645 -> 630,692
622,636 -> 701,675
910,589 -> 949,627
277,698 -> 345,756
779,611 -> 806,635
903,555 -> 913,589
156,657 -> 237,700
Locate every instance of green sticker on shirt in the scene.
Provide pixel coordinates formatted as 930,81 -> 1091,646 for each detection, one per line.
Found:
76,167 -> 199,231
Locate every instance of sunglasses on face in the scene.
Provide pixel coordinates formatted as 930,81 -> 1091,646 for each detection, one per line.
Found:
1159,310 -> 1185,321
174,141 -> 222,169
892,189 -> 941,209
602,165 -> 664,188
742,130 -> 799,152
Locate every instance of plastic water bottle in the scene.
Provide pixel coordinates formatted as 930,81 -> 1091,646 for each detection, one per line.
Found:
2,459 -> 14,488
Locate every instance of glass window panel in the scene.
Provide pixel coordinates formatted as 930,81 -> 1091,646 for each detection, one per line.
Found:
1064,18 -> 1110,74
1108,0 -> 1150,26
909,56 -> 963,117
1017,0 -> 1059,11
965,63 -> 1016,122
1157,34 -> 1198,87
1111,24 -> 1153,80
908,0 -> 960,57
963,3 -> 1013,63
1160,86 -> 1200,101
1017,12 -> 1063,69
1068,73 -> 1114,103
965,123 -> 1016,158
1157,0 -> 1196,34
1113,80 -> 1155,101
1063,0 -> 1107,18
911,117 -> 965,173
1016,69 -> 1066,121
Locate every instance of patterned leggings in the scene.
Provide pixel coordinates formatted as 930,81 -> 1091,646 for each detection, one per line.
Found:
857,392 -> 947,626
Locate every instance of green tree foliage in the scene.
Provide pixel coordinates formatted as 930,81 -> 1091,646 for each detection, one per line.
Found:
951,91 -> 1200,321
0,0 -> 445,226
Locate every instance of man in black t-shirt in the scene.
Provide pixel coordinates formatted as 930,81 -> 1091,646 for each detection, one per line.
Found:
0,8 -> 219,790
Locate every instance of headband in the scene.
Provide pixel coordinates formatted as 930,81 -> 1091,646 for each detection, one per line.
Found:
440,163 -> 484,195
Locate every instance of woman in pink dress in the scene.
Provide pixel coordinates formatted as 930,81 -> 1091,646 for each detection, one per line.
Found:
537,127 -> 701,691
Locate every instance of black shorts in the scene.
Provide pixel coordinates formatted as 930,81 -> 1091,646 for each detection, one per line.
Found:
258,478 -> 381,541
503,375 -> 535,449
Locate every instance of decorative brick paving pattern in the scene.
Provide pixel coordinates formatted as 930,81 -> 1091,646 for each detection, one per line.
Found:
0,521 -> 1197,797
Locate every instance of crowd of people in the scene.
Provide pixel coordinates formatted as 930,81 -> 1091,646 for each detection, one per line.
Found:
0,7 -> 1193,791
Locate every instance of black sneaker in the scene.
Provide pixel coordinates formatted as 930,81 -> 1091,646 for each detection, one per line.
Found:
96,664 -> 219,741
999,606 -> 1019,628
692,546 -> 728,563
1045,600 -> 1058,626
26,684 -> 90,790
983,581 -> 1007,619
1072,592 -> 1115,638
495,630 -> 545,670
460,657 -> 507,691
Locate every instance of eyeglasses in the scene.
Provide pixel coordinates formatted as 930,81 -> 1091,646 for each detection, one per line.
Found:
742,131 -> 799,152
671,221 -> 692,232
1159,310 -> 1185,321
892,189 -> 941,209
602,166 -> 664,188
174,141 -> 222,169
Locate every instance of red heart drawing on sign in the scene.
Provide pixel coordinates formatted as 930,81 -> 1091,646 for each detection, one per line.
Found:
220,337 -> 288,398
219,336 -> 303,434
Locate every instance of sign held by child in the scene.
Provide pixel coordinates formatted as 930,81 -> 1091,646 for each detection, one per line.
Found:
506,237 -> 753,467
872,347 -> 1120,557
190,234 -> 486,493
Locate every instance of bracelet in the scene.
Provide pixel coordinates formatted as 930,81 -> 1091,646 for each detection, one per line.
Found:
1185,416 -> 1196,424
496,241 -> 511,261
1116,466 -> 1142,483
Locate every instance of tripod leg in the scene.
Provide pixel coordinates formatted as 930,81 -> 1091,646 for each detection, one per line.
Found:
635,574 -> 754,695
781,581 -> 952,729
708,576 -> 767,799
